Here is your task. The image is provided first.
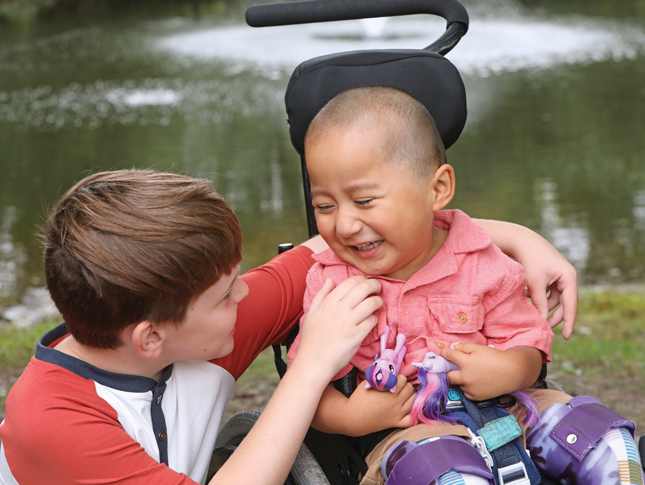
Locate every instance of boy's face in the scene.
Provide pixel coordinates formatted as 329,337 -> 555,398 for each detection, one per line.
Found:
163,265 -> 249,361
306,124 -> 443,281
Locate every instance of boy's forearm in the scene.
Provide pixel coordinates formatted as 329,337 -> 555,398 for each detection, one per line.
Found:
472,219 -> 532,260
210,356 -> 329,485
505,346 -> 543,390
299,235 -> 329,254
310,384 -> 354,435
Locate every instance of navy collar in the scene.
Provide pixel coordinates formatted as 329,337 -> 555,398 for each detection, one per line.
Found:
36,323 -> 173,393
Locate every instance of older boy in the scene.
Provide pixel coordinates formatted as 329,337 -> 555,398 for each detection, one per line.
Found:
0,170 -> 383,485
287,86 -> 642,484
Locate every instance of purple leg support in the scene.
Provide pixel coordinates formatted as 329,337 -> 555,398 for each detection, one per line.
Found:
526,396 -> 643,484
383,436 -> 495,485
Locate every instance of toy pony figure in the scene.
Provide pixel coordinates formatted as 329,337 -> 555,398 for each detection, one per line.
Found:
364,326 -> 406,393
410,350 -> 539,427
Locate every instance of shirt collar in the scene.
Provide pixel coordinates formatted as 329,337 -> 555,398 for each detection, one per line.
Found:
36,323 -> 172,393
313,209 -> 491,268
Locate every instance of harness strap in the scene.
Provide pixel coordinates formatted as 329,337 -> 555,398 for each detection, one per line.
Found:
454,387 -> 540,485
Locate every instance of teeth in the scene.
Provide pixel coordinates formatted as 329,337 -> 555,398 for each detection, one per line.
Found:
355,240 -> 383,251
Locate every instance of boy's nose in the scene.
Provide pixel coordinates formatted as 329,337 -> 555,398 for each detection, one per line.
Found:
236,279 -> 250,302
335,209 -> 362,239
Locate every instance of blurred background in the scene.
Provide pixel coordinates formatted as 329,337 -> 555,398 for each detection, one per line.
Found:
0,0 -> 644,425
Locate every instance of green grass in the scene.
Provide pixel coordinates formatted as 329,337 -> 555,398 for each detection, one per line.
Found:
551,291 -> 645,377
0,320 -> 60,418
0,320 -> 60,370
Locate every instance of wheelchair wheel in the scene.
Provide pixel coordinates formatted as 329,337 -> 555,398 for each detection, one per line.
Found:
209,410 -> 330,485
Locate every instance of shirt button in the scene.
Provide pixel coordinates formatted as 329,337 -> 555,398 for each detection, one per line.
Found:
404,291 -> 411,296
156,394 -> 163,405
158,431 -> 166,442
566,433 -> 577,444
458,313 -> 467,324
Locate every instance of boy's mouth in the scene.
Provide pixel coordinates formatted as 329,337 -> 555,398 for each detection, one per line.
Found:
354,240 -> 383,251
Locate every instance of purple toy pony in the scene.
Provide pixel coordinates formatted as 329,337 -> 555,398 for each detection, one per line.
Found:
410,350 -> 539,427
364,326 -> 406,393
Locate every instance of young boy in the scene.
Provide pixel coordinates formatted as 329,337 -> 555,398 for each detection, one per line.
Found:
287,86 -> 643,485
0,169 -> 384,485
0,169 -> 581,485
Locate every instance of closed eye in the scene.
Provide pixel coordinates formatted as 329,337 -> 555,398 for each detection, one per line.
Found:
355,199 -> 373,208
315,204 -> 334,213
223,288 -> 234,301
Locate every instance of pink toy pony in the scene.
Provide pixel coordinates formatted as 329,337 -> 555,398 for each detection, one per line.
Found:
410,350 -> 539,427
364,326 -> 406,393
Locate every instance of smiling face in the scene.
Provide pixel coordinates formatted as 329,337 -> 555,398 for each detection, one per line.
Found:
306,123 -> 452,281
163,264 -> 249,362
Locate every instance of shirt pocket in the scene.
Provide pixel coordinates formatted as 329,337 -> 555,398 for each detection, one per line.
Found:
428,297 -> 485,335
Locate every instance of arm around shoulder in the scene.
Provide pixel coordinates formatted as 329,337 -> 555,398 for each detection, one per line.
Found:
474,218 -> 578,339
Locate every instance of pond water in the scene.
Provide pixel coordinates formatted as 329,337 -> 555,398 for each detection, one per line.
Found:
1,0 -> 644,305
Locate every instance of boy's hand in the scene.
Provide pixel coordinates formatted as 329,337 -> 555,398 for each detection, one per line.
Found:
296,276 -> 383,382
475,219 -> 578,339
343,375 -> 414,436
441,343 -> 542,401
512,233 -> 578,339
524,262 -> 578,340
311,376 -> 414,437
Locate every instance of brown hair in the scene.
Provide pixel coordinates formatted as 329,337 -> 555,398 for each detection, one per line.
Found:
305,86 -> 446,176
42,169 -> 242,349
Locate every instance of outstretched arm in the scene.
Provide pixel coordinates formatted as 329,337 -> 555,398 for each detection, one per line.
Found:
312,376 -> 414,437
211,276 -> 381,485
474,219 -> 578,339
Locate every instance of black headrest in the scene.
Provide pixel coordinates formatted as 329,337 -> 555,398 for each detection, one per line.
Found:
285,49 -> 467,156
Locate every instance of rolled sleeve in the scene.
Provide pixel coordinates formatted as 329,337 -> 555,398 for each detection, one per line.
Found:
482,262 -> 553,362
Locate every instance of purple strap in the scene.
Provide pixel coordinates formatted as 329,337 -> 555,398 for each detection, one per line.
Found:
550,396 -> 636,462
387,436 -> 494,485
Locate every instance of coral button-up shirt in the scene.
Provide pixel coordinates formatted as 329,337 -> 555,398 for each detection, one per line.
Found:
287,209 -> 553,383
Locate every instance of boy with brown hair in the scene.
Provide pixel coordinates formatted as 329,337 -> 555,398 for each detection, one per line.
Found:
0,169 -> 383,485
287,86 -> 642,485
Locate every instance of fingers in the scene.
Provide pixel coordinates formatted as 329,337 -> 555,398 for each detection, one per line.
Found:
527,283 -> 549,320
445,341 -> 477,355
560,283 -> 578,340
395,375 -> 415,400
339,276 -> 382,307
308,278 -> 336,313
543,277 -> 578,339
397,414 -> 412,428
439,346 -> 467,370
546,287 -> 562,312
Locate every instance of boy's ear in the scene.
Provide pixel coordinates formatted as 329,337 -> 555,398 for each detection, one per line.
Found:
130,321 -> 164,360
430,164 -> 455,212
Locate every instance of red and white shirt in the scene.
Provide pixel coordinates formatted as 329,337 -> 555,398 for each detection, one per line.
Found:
0,246 -> 314,485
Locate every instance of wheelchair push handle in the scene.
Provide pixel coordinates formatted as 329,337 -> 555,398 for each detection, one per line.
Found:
246,0 -> 468,28
246,0 -> 468,55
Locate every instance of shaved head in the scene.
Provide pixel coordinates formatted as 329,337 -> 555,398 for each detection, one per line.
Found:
305,86 -> 446,177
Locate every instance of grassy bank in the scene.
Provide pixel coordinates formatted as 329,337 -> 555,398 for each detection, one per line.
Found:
2,290 -> 644,434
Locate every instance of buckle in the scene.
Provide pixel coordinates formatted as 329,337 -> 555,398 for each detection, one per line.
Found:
467,428 -> 494,470
497,462 -> 530,485
445,388 -> 464,409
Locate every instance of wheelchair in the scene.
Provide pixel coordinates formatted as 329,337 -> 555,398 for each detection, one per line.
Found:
210,0 -> 645,483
